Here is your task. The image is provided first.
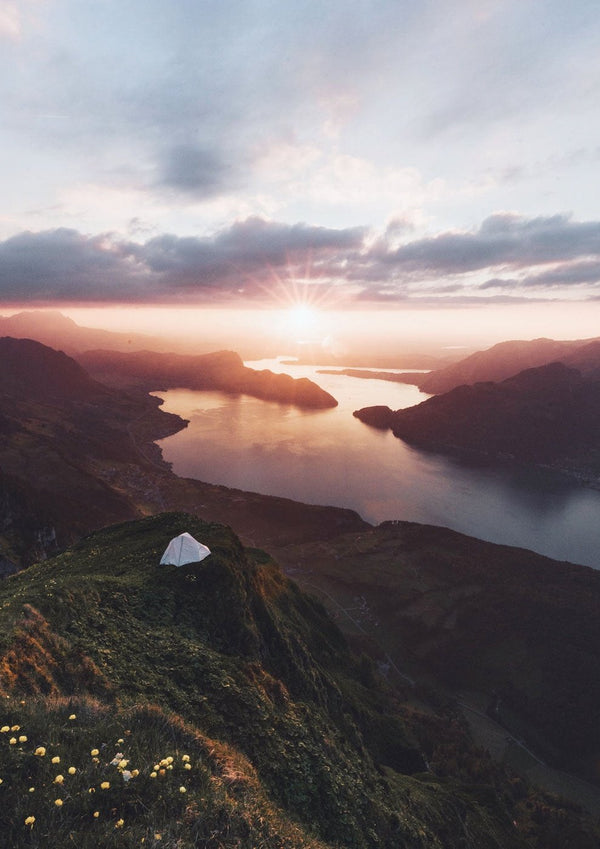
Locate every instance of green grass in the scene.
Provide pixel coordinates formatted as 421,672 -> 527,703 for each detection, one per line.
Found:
0,512 -> 596,848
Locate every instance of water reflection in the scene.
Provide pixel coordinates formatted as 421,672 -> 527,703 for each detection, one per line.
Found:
153,360 -> 600,569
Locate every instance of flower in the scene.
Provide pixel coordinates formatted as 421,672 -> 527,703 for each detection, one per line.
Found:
115,818 -> 124,828
28,787 -> 35,793
52,756 -> 60,764
34,746 -> 46,756
0,726 -> 9,733
90,748 -> 99,757
179,786 -> 187,794
9,737 -> 16,745
18,735 -> 27,743
93,811 -> 99,818
122,770 -> 132,782
184,763 -> 192,770
68,766 -> 76,775
182,754 -> 190,762
118,758 -> 128,769
54,775 -> 64,784
24,815 -> 35,828
55,798 -> 63,807
116,738 -> 124,744
100,781 -> 110,790
150,771 -> 157,779
68,714 -> 76,720
11,725 -> 20,731
131,769 -> 139,778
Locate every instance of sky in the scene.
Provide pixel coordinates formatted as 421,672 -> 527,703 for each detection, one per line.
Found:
1,0 -> 600,350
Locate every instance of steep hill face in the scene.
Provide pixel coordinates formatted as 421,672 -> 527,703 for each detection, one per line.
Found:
0,338 -> 185,566
0,336 -> 108,402
78,348 -> 338,408
276,520 -> 600,784
416,337 -> 600,395
0,512 -> 577,848
355,362 -> 600,478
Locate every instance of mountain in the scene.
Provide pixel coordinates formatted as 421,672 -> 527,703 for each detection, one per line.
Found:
0,310 -> 160,354
354,362 -> 600,479
414,337 -> 600,395
276,520 -> 600,786
0,337 -> 355,568
77,348 -> 338,408
0,511 -> 596,848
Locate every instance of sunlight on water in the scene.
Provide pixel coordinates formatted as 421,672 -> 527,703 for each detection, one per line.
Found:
154,359 -> 600,569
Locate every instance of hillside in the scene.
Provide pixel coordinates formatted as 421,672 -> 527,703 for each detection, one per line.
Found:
0,337 -> 359,569
0,511 -> 597,848
78,348 -> 338,408
275,521 -> 600,784
412,337 -> 600,395
354,362 -> 600,481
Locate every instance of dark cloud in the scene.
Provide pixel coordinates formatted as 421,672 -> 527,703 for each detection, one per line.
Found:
0,219 -> 365,304
2,213 -> 600,307
158,145 -> 232,197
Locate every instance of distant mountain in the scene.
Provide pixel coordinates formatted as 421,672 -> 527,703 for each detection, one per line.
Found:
0,309 -> 160,353
354,362 -> 600,478
415,336 -> 600,394
78,348 -> 338,408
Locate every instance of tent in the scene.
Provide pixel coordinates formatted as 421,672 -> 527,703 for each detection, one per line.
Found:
160,532 -> 211,566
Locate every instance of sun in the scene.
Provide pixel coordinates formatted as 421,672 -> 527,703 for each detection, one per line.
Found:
287,304 -> 318,335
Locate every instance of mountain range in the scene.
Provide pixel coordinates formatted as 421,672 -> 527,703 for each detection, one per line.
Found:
2,325 -> 600,845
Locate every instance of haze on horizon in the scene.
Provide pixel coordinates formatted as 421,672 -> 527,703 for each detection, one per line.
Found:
2,0 -> 600,353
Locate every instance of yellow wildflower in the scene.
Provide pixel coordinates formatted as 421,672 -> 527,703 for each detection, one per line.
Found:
131,769 -> 139,778
0,726 -> 9,733
9,737 -> 16,745
150,771 -> 157,779
28,787 -> 35,793
117,738 -> 124,744
184,762 -> 192,770
118,758 -> 128,769
68,714 -> 76,720
52,756 -> 60,764
54,775 -> 64,784
115,818 -> 124,828
153,764 -> 160,771
166,756 -> 174,764
68,766 -> 76,775
100,781 -> 110,790
55,798 -> 63,807
90,748 -> 99,756
34,746 -> 46,756
93,811 -> 99,818
182,754 -> 190,762
18,735 -> 27,743
11,725 -> 20,731
24,815 -> 35,828
179,786 -> 187,793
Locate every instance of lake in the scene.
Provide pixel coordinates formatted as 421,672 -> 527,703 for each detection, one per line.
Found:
154,359 -> 600,569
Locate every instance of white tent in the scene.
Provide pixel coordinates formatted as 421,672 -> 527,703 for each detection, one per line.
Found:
160,532 -> 211,567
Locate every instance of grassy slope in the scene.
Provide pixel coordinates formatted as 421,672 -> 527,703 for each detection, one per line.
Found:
274,522 -> 600,778
0,512 -> 542,849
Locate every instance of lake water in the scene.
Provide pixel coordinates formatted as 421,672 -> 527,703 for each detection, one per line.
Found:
154,359 -> 600,569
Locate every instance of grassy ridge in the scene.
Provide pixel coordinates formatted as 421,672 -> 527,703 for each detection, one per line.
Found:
0,513 -> 596,847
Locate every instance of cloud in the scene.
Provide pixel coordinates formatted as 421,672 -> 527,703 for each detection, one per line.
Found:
158,145 -> 232,197
0,219 -> 365,304
366,213 -> 600,277
2,213 -> 600,307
